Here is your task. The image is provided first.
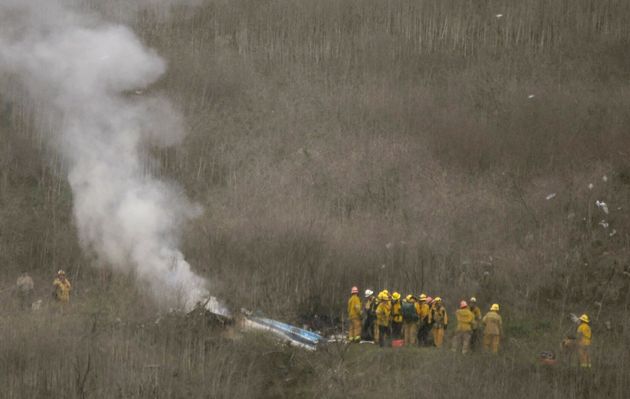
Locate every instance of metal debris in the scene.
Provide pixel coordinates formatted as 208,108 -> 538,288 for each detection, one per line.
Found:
242,313 -> 326,350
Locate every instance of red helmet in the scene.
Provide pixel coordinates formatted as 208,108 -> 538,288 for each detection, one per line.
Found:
351,286 -> 359,294
460,300 -> 468,309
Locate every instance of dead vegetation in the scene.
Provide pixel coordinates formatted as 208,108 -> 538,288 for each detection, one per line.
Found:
2,0 -> 630,397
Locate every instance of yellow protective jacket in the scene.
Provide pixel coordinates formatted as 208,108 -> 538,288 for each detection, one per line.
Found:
53,278 -> 71,303
376,301 -> 391,327
431,306 -> 448,328
392,300 -> 403,323
455,308 -> 475,332
577,323 -> 592,346
418,303 -> 430,321
482,311 -> 502,335
347,294 -> 362,320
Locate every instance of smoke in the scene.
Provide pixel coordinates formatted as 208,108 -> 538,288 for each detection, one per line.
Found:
0,0 -> 208,310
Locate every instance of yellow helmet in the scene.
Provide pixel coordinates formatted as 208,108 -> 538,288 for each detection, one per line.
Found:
434,297 -> 442,302
419,293 -> 427,301
392,292 -> 401,301
490,303 -> 500,311
378,292 -> 388,301
579,314 -> 590,323
405,294 -> 414,301
383,290 -> 390,296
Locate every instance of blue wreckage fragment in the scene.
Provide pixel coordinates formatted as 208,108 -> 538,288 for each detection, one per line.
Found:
203,297 -> 326,350
245,315 -> 326,350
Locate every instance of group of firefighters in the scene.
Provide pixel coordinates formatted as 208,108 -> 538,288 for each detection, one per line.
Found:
15,270 -> 72,311
347,286 -> 593,367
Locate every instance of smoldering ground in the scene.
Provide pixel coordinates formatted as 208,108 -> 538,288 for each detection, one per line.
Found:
0,0 -> 209,309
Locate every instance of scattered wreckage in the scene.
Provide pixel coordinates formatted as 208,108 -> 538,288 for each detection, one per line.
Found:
195,297 -> 327,351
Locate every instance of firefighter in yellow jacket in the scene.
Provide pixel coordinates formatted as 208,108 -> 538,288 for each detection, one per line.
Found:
576,314 -> 592,368
452,300 -> 475,354
390,292 -> 403,339
482,303 -> 503,353
52,270 -> 71,313
347,286 -> 362,342
430,297 -> 448,348
416,294 -> 431,346
375,292 -> 391,347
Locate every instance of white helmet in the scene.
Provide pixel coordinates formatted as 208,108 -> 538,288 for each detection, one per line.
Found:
364,289 -> 374,298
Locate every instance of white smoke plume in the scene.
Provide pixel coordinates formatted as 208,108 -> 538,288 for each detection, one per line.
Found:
0,0 -> 208,310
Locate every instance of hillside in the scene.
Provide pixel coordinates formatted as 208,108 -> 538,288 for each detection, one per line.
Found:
1,0 -> 630,397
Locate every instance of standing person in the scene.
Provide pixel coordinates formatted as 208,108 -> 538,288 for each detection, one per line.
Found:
416,294 -> 431,346
431,297 -> 448,348
375,292 -> 391,347
402,295 -> 419,345
16,271 -> 34,311
390,292 -> 403,339
347,286 -> 362,343
52,270 -> 72,311
469,297 -> 482,350
482,303 -> 503,354
576,314 -> 592,368
362,289 -> 376,341
373,292 -> 382,343
452,300 -> 475,354
425,296 -> 436,346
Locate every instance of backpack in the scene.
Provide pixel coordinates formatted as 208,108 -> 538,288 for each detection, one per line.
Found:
402,301 -> 419,322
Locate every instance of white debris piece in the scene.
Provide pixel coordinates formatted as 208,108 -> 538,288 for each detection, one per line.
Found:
596,200 -> 609,214
496,14 -> 504,18
602,175 -> 608,182
204,296 -> 232,317
528,94 -> 535,99
588,183 -> 594,190
599,220 -> 609,229
610,229 -> 617,237
546,193 -> 556,200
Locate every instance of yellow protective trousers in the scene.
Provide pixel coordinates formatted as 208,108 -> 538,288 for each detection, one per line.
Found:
578,345 -> 592,368
403,322 -> 418,345
348,318 -> 362,342
483,334 -> 500,354
433,327 -> 445,348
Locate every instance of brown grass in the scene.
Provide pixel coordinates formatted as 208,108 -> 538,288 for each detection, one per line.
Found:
2,0 -> 630,397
